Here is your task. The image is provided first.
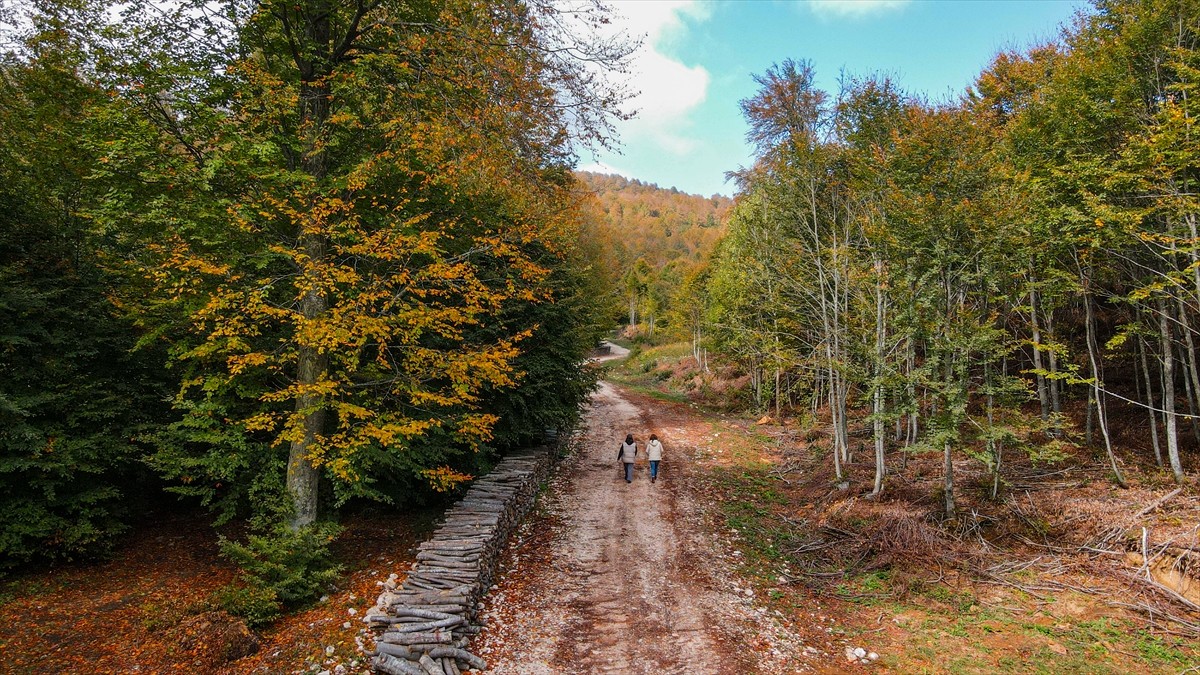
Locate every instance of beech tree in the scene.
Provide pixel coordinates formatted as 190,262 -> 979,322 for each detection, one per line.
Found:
68,0 -> 634,529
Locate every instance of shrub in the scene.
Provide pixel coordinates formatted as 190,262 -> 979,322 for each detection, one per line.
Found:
213,583 -> 282,628
217,522 -> 342,625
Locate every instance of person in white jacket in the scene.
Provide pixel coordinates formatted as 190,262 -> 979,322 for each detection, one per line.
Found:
617,433 -> 637,483
646,434 -> 663,483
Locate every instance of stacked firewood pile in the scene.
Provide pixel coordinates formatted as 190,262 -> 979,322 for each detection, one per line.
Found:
364,446 -> 557,674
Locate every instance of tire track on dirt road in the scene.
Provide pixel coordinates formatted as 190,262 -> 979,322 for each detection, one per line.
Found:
474,381 -> 809,674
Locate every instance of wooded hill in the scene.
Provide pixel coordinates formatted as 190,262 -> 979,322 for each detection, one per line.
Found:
576,171 -> 731,336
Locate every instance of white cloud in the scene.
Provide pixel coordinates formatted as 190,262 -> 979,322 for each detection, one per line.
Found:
807,0 -> 910,18
605,1 -> 711,156
576,160 -> 631,178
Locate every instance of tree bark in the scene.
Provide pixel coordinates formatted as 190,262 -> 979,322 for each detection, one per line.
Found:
286,4 -> 333,530
1030,287 -> 1050,424
1045,306 -> 1061,418
871,259 -> 887,497
1138,334 -> 1164,467
943,439 -> 956,520
1085,289 -> 1125,487
1158,298 -> 1185,483
1173,294 -> 1200,442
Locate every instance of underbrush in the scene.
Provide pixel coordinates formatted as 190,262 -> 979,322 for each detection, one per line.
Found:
605,341 -> 750,410
698,431 -> 1199,671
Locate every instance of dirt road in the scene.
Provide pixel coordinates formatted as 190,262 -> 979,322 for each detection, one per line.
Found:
473,380 -> 809,674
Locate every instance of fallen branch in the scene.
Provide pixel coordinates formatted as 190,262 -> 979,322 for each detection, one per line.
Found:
1132,488 -> 1182,521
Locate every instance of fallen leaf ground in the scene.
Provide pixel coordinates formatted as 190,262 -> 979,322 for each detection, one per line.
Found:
0,509 -> 438,674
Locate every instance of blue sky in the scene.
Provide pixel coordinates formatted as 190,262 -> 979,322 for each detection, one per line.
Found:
578,0 -> 1088,198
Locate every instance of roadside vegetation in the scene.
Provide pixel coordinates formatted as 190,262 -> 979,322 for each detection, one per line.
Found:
610,344 -> 1199,672
600,3 -> 1200,668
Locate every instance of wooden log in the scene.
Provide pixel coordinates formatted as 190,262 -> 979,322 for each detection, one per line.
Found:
372,642 -> 415,660
409,571 -> 476,586
408,569 -> 472,586
389,595 -> 470,608
416,558 -> 481,569
404,578 -> 441,591
392,589 -> 471,602
414,555 -> 478,569
419,546 -> 483,556
436,524 -> 492,532
373,653 -> 427,675
415,567 -> 477,579
427,647 -> 486,671
388,616 -> 464,633
458,497 -> 507,505
415,554 -> 480,566
400,587 -> 465,606
419,537 -> 486,547
387,603 -> 467,615
376,591 -> 405,606
418,543 -> 484,554
419,654 -> 447,675
435,529 -> 492,538
387,607 -> 459,621
394,642 -> 456,652
442,513 -> 501,521
377,629 -> 453,646
438,519 -> 498,527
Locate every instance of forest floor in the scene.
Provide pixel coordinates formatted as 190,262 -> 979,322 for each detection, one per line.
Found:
3,342 -> 1200,673
0,507 -> 439,674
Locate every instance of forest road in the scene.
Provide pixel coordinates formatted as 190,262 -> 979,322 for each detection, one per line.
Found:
472,380 -> 808,674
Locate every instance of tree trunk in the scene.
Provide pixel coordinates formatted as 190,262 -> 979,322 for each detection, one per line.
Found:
943,439 -> 956,520
1030,287 -> 1050,425
941,279 -> 958,519
871,261 -> 887,497
986,360 -> 1000,500
287,9 -> 334,528
828,365 -> 843,480
288,259 -> 329,530
775,367 -> 782,421
1085,290 -> 1125,487
1158,298 -> 1185,483
1045,306 -> 1061,418
1173,295 -> 1200,442
1138,334 -> 1164,467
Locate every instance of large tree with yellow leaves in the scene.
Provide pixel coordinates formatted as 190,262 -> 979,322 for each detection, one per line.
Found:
85,0 -> 631,529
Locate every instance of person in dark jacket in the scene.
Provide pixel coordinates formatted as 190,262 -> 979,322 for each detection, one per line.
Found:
617,433 -> 637,483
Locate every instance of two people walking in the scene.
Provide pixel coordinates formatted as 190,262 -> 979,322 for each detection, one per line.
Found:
617,433 -> 663,483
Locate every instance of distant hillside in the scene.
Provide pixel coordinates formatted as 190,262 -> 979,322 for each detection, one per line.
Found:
576,171 -> 732,270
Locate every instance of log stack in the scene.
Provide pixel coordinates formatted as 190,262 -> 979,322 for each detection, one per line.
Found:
365,446 -> 558,674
